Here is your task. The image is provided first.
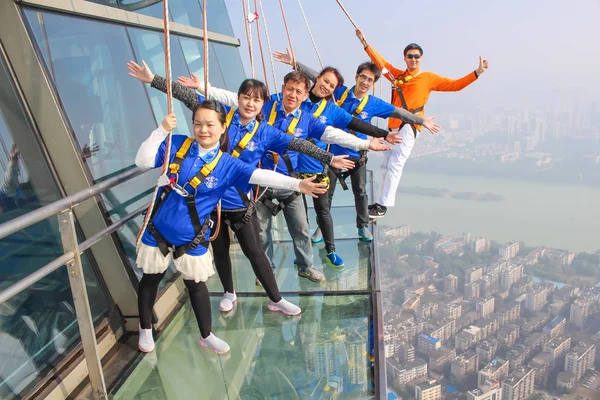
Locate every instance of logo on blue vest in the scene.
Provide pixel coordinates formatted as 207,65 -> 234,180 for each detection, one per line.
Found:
360,111 -> 369,119
205,176 -> 219,188
294,128 -> 304,137
246,140 -> 258,151
319,116 -> 327,124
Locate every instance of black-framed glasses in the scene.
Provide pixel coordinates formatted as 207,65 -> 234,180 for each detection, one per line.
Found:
406,54 -> 421,59
357,74 -> 375,84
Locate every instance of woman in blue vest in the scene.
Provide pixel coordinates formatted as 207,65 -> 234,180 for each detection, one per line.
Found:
135,101 -> 328,354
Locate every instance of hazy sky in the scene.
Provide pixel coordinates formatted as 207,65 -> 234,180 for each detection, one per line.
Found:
223,0 -> 600,113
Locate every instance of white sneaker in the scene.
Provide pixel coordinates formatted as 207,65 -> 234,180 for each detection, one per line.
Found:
219,292 -> 237,312
268,298 -> 302,316
138,325 -> 155,353
199,333 -> 230,354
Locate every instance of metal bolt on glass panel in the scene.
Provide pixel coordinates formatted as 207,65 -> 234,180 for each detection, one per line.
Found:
58,209 -> 108,399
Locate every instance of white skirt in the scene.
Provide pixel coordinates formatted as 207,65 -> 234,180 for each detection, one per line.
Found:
136,243 -> 215,283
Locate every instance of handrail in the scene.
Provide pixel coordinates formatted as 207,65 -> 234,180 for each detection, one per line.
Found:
0,166 -> 147,241
0,165 -> 152,399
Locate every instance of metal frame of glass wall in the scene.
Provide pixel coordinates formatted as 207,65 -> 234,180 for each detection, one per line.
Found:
0,0 -> 246,398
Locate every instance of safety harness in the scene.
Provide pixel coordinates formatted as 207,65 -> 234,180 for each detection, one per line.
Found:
222,109 -> 262,230
148,138 -> 222,259
333,88 -> 371,190
392,74 -> 424,137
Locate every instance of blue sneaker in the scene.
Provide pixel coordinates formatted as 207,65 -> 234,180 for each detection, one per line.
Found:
358,227 -> 373,242
326,251 -> 345,269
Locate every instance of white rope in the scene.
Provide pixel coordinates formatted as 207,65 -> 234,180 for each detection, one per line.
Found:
247,0 -> 255,78
258,0 -> 279,101
296,0 -> 323,69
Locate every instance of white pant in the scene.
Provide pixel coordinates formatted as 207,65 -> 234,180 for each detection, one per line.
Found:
378,124 -> 418,207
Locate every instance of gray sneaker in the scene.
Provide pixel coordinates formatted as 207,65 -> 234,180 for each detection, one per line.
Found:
298,266 -> 325,282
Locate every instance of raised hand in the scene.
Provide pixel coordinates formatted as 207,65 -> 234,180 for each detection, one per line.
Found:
127,60 -> 154,84
161,113 -> 177,132
476,56 -> 489,76
423,116 -> 441,134
385,131 -> 403,145
273,48 -> 295,67
298,175 -> 328,198
9,144 -> 19,161
368,138 -> 391,152
82,143 -> 100,160
177,72 -> 201,89
331,155 -> 355,170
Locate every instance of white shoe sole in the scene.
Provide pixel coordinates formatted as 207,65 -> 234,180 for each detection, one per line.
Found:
199,340 -> 230,354
268,303 -> 301,316
138,343 -> 155,353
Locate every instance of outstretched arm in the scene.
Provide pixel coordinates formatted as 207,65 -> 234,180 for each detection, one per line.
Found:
429,57 -> 488,91
356,29 -> 404,82
249,170 -> 327,198
320,126 -> 391,152
287,138 -> 354,170
151,75 -> 199,111
273,49 -> 320,82
295,61 -> 320,83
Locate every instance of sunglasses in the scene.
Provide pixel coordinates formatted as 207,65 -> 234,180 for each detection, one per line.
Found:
406,54 -> 421,59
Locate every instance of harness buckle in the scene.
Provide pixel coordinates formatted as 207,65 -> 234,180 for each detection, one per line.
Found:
171,183 -> 189,197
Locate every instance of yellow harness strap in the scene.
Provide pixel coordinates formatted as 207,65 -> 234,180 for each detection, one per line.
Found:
267,102 -> 301,164
336,87 -> 369,117
189,151 -> 223,189
169,137 -> 195,174
225,109 -> 260,158
312,99 -> 327,118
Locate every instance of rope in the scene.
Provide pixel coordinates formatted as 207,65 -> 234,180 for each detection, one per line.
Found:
333,0 -> 358,29
258,0 -> 279,100
253,0 -> 270,93
278,0 -> 295,69
202,0 -> 221,242
296,0 -> 323,69
241,0 -> 255,78
137,0 -> 174,246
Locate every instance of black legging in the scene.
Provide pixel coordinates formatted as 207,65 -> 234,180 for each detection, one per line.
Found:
310,192 -> 335,253
211,209 -> 282,303
139,271 -> 212,338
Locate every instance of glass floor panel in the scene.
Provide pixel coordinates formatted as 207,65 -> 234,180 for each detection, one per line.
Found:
206,238 -> 373,294
112,294 -> 375,399
271,206 -> 369,242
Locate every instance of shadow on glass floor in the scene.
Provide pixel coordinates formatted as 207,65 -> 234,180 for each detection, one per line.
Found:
112,295 -> 374,399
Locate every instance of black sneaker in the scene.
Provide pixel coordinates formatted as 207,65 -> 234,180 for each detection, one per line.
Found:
368,203 -> 387,219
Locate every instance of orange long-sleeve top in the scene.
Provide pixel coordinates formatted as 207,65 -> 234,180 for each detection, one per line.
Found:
365,44 -> 478,130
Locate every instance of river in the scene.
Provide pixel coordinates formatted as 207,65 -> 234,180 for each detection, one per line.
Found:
374,170 -> 600,253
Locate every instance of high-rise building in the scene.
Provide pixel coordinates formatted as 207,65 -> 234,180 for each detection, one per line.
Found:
500,264 -> 523,290
543,316 -> 566,337
525,286 -> 550,311
565,342 -> 596,381
543,336 -> 571,365
444,274 -> 459,292
570,297 -> 591,328
397,342 -> 416,364
467,380 -> 503,400
501,367 -> 536,400
476,297 -> 495,318
465,281 -> 481,300
499,241 -> 520,260
465,267 -> 484,284
476,340 -> 499,364
416,381 -> 442,400
478,358 -> 510,386
471,237 -> 490,254
418,333 -> 441,354
451,351 -> 479,380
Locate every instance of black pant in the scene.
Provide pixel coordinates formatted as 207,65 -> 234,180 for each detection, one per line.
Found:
309,192 -> 336,253
211,209 -> 282,303
138,271 -> 212,338
328,159 -> 369,229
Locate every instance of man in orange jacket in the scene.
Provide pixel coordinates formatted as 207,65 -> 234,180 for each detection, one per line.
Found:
356,29 -> 489,218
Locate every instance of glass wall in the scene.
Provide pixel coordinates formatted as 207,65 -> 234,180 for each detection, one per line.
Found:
22,8 -> 247,281
88,0 -> 237,37
0,50 -> 110,400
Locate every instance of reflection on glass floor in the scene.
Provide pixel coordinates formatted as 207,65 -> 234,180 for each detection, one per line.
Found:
206,239 -> 373,294
112,295 -> 375,399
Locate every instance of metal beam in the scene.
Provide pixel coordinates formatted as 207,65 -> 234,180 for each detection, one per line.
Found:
17,0 -> 241,46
